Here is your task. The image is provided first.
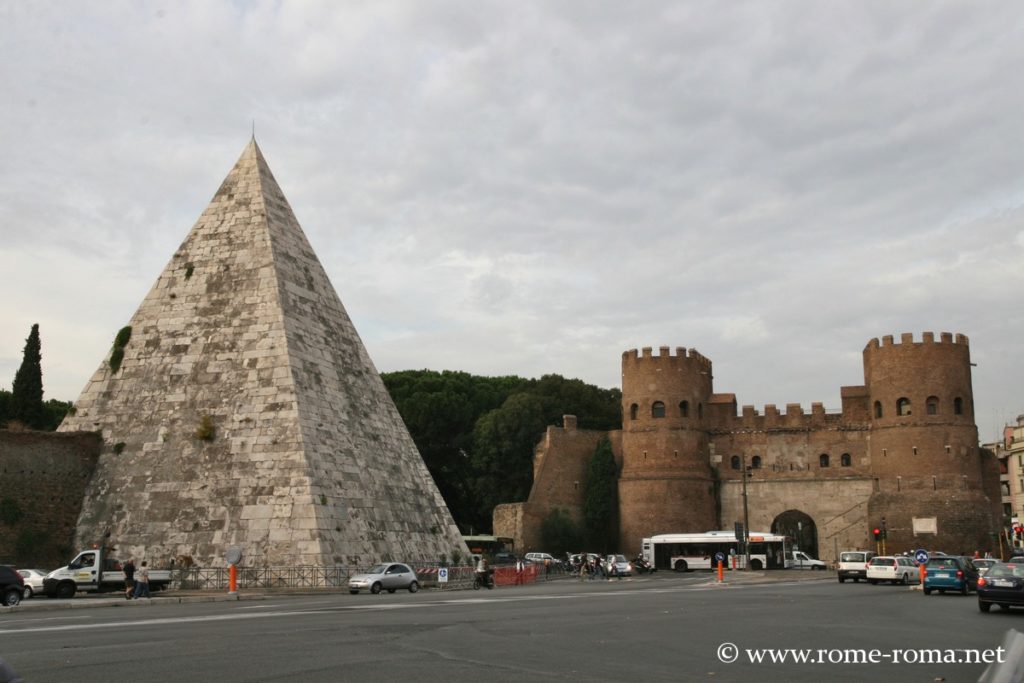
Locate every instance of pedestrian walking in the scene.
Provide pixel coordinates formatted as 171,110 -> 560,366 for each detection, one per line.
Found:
132,561 -> 151,599
123,558 -> 136,600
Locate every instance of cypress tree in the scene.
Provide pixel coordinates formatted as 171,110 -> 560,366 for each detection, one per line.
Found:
11,323 -> 45,429
583,436 -> 619,552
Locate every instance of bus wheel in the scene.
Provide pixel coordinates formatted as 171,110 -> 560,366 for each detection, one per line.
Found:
750,559 -> 763,570
673,560 -> 687,572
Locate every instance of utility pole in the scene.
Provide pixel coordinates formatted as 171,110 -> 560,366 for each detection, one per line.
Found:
742,454 -> 751,570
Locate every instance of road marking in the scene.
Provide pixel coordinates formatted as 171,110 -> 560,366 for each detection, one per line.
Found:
0,580 -> 823,635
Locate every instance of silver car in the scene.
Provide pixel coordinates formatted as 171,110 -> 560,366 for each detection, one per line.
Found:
605,554 -> 632,577
348,563 -> 420,594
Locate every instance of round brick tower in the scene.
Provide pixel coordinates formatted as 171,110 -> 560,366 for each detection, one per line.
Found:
863,332 -> 996,554
618,346 -> 718,552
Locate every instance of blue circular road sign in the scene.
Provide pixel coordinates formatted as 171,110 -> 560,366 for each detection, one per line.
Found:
714,551 -> 726,564
914,549 -> 929,564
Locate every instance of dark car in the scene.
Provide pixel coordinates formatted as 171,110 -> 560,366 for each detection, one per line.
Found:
491,553 -> 520,566
977,562 -> 1024,613
923,556 -> 979,595
0,566 -> 26,606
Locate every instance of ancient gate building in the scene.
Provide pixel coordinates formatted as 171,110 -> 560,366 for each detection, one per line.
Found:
58,140 -> 468,566
495,333 -> 1003,564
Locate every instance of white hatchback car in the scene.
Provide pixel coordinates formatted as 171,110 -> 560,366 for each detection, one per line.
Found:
867,556 -> 919,585
17,568 -> 48,599
348,563 -> 420,595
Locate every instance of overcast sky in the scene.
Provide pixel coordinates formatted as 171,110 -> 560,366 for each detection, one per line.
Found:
2,1 -> 1022,441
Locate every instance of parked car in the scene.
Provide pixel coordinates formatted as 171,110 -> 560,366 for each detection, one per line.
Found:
0,566 -> 25,606
348,563 -> 420,595
17,568 -> 47,599
788,551 -> 827,570
977,562 -> 1024,613
972,558 -> 999,576
867,556 -> 919,585
491,553 -> 520,566
837,550 -> 876,583
604,554 -> 632,577
525,552 -> 560,567
923,556 -> 980,595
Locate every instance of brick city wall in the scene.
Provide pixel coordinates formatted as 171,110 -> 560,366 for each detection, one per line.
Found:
0,431 -> 101,568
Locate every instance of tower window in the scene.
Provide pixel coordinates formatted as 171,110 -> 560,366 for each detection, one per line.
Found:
652,401 -> 666,418
819,453 -> 830,468
840,453 -> 851,467
630,403 -> 638,420
874,401 -> 883,418
730,455 -> 740,470
698,403 -> 703,419
896,397 -> 911,416
679,400 -> 689,417
926,396 -> 939,415
751,455 -> 762,469
954,397 -> 963,415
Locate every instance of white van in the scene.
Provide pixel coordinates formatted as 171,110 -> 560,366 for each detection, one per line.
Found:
837,550 -> 876,583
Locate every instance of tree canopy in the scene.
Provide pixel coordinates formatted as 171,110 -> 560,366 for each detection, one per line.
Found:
382,370 -> 620,533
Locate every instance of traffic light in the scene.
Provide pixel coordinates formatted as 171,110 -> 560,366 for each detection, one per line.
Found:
873,527 -> 882,541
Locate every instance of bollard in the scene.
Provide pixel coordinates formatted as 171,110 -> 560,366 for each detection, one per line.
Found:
919,564 -> 926,589
228,563 -> 238,595
717,560 -> 724,583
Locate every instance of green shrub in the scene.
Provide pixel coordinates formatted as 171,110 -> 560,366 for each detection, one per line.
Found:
195,414 -> 215,441
109,325 -> 133,373
185,263 -> 195,279
113,442 -> 126,454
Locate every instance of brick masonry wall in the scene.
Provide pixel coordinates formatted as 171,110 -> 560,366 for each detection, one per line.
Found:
0,431 -> 101,568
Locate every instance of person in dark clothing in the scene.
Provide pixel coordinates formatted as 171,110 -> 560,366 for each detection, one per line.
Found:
123,558 -> 136,600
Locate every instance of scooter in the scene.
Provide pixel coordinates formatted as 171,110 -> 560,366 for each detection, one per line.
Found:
633,555 -> 655,574
473,572 -> 494,590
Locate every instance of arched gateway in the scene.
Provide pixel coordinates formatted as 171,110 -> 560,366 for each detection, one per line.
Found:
772,510 -> 818,559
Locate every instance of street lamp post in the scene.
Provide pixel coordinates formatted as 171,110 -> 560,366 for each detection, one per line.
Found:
741,454 -> 751,570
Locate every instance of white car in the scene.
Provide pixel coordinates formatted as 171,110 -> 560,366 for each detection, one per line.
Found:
348,563 -> 420,595
604,554 -> 632,577
867,556 -> 919,585
17,568 -> 48,599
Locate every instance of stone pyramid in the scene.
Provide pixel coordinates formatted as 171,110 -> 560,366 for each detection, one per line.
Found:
59,140 -> 468,567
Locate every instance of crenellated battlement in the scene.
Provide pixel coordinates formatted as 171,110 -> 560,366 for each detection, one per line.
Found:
864,331 -> 969,351
622,346 -> 713,370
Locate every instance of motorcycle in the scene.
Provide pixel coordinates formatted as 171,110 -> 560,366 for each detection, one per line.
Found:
633,555 -> 654,574
473,572 -> 494,590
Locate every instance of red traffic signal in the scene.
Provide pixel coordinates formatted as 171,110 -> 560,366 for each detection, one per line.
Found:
872,528 -> 882,541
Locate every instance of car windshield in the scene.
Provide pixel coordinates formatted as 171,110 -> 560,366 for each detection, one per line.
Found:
841,553 -> 865,562
614,555 -> 627,563
367,564 -> 389,574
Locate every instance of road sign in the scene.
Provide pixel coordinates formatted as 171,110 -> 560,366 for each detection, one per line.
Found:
438,567 -> 448,583
714,551 -> 726,564
914,549 -> 929,565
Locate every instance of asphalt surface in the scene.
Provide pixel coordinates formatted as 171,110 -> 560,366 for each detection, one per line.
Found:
1,571 -> 1020,682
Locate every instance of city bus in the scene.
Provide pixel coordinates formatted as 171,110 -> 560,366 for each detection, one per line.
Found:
462,535 -> 514,558
641,531 -> 792,571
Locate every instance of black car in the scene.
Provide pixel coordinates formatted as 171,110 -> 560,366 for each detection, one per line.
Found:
977,561 -> 1024,613
0,566 -> 25,606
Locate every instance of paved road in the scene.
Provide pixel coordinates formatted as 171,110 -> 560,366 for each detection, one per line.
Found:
1,573 -> 1019,682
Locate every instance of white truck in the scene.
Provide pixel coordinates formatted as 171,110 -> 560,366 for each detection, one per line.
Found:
42,548 -> 172,598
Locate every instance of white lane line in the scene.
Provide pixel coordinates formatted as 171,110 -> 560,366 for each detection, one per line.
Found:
0,581 -> 818,635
